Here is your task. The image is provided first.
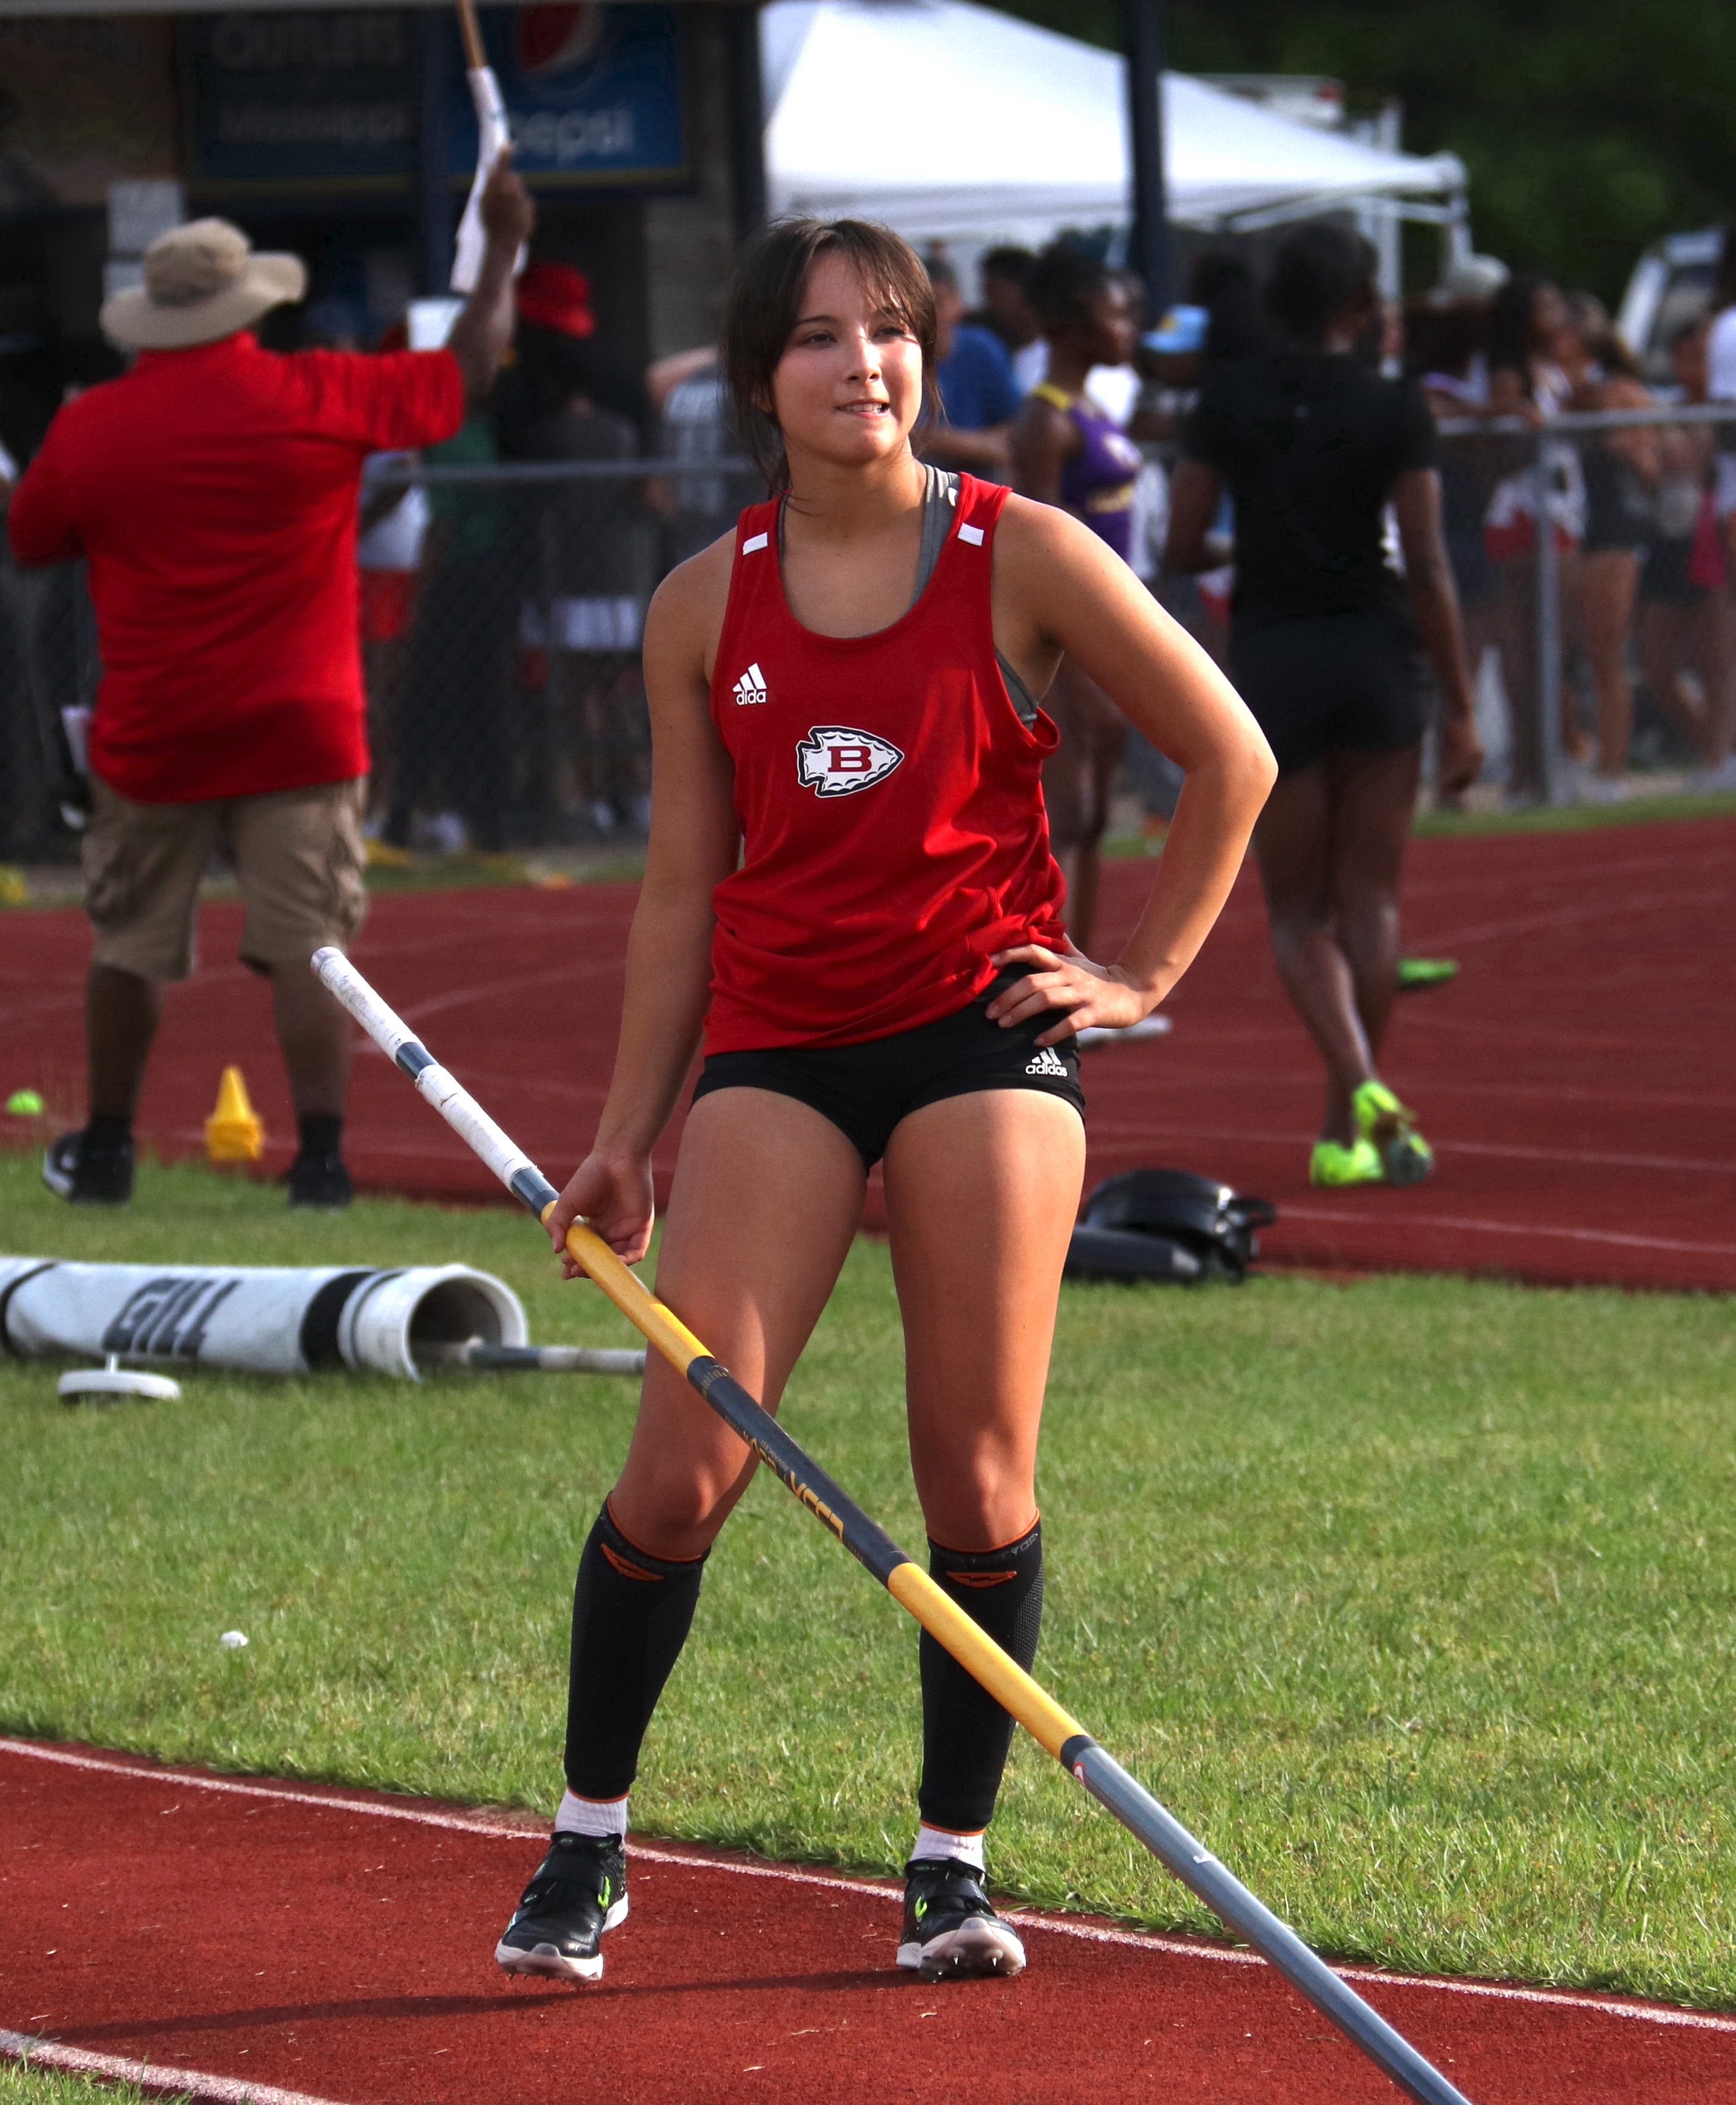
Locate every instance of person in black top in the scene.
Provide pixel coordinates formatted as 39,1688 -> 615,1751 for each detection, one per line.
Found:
1165,223 -> 1481,1188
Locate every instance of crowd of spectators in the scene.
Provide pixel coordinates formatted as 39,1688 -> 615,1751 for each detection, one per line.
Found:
1404,259 -> 1736,798
923,233 -> 1736,806
9,216 -> 1736,870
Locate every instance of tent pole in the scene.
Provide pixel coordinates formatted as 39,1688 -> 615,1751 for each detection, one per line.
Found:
1121,0 -> 1170,309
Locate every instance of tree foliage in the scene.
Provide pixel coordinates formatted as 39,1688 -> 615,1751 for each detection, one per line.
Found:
992,0 -> 1736,299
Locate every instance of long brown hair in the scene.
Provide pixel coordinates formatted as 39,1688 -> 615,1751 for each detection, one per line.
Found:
722,217 -> 938,490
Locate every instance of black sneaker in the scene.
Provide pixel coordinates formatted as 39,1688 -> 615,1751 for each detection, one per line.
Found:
495,1833 -> 628,1982
286,1151 -> 353,1209
42,1129 -> 133,1206
896,1857 -> 1026,1981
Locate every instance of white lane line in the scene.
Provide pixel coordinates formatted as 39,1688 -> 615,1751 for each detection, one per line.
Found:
1283,1205 -> 1736,1258
0,1738 -> 543,1842
0,2031 -> 348,2105
401,962 -> 623,1030
1430,887 -> 1723,950
1091,1067 -> 1736,1114
1083,1121 -> 1736,1179
5,1739 -> 1732,2039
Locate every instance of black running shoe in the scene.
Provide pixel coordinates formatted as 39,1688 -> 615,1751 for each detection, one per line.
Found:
286,1151 -> 353,1209
896,1857 -> 1026,1981
42,1129 -> 133,1206
495,1833 -> 628,1982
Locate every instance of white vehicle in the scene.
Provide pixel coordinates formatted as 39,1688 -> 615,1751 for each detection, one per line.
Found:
1617,228 -> 1723,382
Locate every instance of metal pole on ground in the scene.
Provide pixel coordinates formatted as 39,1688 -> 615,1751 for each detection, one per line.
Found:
311,947 -> 1479,2105
1121,0 -> 1171,310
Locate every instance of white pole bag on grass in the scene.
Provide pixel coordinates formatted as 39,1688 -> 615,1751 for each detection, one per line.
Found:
0,1258 -> 531,1382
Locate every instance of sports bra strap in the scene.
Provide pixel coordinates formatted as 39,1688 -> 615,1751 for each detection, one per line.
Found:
770,468 -> 1039,726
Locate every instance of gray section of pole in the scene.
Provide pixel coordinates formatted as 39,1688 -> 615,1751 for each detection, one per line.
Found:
417,1341 -> 647,1375
1121,0 -> 1171,309
1070,1743 -> 1477,2105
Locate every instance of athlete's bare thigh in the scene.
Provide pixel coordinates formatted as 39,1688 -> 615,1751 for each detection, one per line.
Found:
882,1088 -> 1086,1552
609,1087 -> 866,1560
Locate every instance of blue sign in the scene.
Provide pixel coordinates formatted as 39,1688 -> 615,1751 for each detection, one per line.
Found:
445,6 -> 685,188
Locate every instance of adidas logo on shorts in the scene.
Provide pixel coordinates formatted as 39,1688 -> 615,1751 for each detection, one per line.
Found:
733,662 -> 768,706
1025,1045 -> 1069,1078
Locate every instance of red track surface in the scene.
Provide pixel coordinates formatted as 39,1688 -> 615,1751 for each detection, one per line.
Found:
4,816 -> 1733,1292
4,1740 -> 1734,2105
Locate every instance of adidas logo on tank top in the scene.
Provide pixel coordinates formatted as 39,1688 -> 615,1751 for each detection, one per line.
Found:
732,662 -> 768,706
1025,1045 -> 1069,1078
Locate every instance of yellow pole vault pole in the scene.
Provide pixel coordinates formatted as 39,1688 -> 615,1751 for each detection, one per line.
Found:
311,949 -> 1475,2105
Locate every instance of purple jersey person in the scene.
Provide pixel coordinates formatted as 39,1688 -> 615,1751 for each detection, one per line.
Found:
1031,380 -> 1144,563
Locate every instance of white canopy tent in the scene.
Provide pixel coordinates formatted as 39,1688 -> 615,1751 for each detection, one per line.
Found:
764,0 -> 1467,252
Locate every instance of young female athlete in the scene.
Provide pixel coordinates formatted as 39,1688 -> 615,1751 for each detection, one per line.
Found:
1166,223 -> 1481,1188
1010,245 -> 1147,953
494,219 -> 1273,1985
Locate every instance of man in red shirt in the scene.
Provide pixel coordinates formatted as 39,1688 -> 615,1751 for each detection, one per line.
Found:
10,160 -> 534,1208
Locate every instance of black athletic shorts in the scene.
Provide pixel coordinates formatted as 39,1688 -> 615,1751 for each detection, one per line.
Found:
693,967 -> 1086,1168
1229,603 -> 1429,778
1640,536 -> 1704,609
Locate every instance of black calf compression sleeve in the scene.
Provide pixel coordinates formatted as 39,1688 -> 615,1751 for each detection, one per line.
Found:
564,1502 -> 708,1802
917,1520 -> 1044,1836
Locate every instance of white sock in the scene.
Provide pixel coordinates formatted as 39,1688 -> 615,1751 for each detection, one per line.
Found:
911,1822 -> 985,1872
554,1789 -> 629,1840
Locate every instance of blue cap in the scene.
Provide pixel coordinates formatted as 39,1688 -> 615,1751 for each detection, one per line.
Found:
1143,305 -> 1209,356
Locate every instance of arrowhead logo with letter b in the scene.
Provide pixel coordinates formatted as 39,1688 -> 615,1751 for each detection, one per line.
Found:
796,726 -> 904,797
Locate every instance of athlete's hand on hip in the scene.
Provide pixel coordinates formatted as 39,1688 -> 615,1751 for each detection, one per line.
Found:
547,1149 -> 656,1272
1437,711 -> 1485,798
988,941 -> 1164,1046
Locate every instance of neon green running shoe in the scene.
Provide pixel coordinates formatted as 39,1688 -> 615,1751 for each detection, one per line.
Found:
1397,957 -> 1459,992
1352,1079 -> 1435,1187
1308,1138 -> 1386,1187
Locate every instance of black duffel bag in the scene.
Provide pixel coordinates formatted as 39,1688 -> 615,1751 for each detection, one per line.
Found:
1065,1168 -> 1276,1286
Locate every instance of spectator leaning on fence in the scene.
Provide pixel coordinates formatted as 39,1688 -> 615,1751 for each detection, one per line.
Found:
1560,293 -> 1658,795
1639,318 -> 1736,786
1482,272 -> 1583,798
7,158 -> 534,1210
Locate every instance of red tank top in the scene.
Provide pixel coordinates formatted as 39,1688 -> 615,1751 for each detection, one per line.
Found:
705,472 -> 1066,1054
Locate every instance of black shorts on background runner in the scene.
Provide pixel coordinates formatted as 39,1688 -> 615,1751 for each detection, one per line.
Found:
693,967 -> 1085,1168
1230,604 -> 1429,777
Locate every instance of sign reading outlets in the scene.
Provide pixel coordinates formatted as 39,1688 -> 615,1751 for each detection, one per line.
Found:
188,10 -> 418,187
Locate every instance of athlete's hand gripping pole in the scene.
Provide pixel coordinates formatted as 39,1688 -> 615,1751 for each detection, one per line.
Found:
311,946 -> 1475,2105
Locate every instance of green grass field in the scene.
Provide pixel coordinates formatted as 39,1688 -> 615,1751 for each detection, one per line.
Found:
0,2068 -> 175,2105
3,1153 -> 1735,2019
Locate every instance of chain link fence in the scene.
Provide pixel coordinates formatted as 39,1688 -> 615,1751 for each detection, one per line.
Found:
354,455 -> 761,856
1433,403 -> 1736,803
4,406 -> 1732,867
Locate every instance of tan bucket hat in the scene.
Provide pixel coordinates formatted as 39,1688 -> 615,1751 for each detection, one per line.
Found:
100,218 -> 307,351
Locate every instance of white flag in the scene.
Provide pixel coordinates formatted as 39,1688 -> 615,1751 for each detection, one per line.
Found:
450,66 -> 524,293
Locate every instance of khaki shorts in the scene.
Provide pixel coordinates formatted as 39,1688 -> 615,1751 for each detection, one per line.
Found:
83,777 -> 368,983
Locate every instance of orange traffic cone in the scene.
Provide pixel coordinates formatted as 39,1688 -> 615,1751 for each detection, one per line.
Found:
206,1065 -> 265,1163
